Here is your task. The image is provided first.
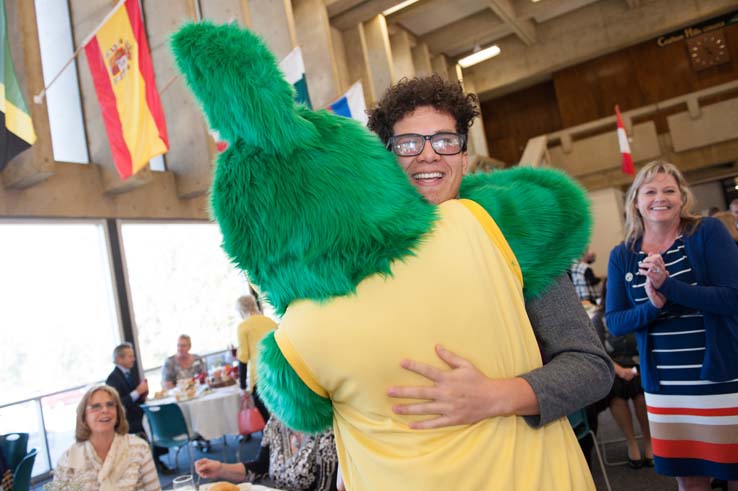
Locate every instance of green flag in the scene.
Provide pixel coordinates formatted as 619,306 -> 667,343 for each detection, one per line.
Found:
278,47 -> 312,109
1,0 -> 36,170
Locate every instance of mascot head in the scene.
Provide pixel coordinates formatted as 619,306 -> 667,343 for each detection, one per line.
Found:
171,22 -> 435,314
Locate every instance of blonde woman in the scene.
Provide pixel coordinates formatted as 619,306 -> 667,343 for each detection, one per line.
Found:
53,385 -> 160,491
606,161 -> 738,490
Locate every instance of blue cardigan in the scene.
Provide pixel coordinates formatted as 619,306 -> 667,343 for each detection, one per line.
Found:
605,217 -> 738,392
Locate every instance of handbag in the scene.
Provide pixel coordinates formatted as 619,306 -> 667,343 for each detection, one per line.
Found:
238,393 -> 266,435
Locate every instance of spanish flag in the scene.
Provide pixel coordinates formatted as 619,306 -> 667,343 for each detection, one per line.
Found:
1,0 -> 36,171
84,0 -> 168,179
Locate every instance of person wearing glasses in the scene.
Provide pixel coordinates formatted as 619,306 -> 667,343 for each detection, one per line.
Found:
169,20 -> 615,489
366,75 -> 612,433
52,384 -> 161,491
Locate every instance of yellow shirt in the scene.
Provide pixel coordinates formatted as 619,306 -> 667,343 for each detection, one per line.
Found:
237,314 -> 277,390
275,200 -> 593,491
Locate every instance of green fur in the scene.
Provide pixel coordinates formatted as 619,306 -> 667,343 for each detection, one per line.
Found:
460,167 -> 592,298
257,332 -> 333,433
172,22 -> 436,315
171,22 -> 592,434
170,22 -> 317,154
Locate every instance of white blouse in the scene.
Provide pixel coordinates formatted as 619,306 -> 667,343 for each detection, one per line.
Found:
53,434 -> 160,491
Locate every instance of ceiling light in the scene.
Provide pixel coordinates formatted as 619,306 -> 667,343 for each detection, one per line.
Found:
458,45 -> 501,68
382,0 -> 418,16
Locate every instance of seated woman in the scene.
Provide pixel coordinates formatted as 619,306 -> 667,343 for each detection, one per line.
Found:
160,334 -> 207,390
52,384 -> 160,491
195,417 -> 337,491
592,280 -> 653,469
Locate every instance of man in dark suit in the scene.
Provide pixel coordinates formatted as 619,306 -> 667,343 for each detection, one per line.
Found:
106,342 -> 174,474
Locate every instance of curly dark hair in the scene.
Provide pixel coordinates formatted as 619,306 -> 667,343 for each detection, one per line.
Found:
367,75 -> 480,149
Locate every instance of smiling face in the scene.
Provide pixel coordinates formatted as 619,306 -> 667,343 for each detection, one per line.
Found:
636,172 -> 683,228
392,106 -> 469,205
85,390 -> 118,436
177,337 -> 191,356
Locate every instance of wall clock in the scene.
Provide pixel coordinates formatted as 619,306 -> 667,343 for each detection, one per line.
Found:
686,29 -> 730,71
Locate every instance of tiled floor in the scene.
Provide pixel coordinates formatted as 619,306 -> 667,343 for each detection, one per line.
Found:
590,409 -> 675,491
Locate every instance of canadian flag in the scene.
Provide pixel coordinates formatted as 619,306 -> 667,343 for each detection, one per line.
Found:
615,105 -> 634,176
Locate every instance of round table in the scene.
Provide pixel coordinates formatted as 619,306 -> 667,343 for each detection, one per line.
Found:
148,385 -> 242,440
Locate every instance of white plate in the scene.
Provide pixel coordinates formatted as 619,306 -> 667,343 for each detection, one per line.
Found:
200,482 -> 284,491
199,483 -> 251,490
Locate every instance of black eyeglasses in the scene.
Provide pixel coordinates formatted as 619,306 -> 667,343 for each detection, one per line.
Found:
387,132 -> 466,157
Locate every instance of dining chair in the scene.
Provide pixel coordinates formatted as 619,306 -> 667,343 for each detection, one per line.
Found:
568,408 -> 611,491
141,403 -> 194,476
0,433 -> 29,472
11,448 -> 37,491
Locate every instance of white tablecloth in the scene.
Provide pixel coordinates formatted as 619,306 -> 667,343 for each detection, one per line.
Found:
148,385 -> 242,440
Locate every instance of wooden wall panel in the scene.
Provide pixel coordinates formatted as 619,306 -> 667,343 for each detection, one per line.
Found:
481,80 -> 562,165
557,49 -> 645,128
555,23 -> 738,128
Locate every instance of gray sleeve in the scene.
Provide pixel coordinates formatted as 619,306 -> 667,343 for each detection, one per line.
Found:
519,274 -> 614,427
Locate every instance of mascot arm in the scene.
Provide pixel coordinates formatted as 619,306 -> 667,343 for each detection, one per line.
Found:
257,332 -> 334,434
459,167 -> 591,299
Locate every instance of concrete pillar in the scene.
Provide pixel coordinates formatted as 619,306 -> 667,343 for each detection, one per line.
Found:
459,74 -> 489,158
588,187 -> 625,278
2,0 -> 54,189
390,29 -> 415,81
412,43 -> 433,78
342,24 -> 376,105
449,62 -> 461,84
143,0 -> 210,198
331,26 -> 351,93
431,54 -> 450,81
363,15 -> 395,100
247,0 -> 298,59
293,0 -> 341,108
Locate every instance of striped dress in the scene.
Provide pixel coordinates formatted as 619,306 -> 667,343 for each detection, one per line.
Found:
631,237 -> 738,480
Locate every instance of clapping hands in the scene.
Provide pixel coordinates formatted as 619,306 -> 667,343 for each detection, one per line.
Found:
639,253 -> 668,308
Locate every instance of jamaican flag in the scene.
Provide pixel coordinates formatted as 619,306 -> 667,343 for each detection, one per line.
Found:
1,0 -> 36,171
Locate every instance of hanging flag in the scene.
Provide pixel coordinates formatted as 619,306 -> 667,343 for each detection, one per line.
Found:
327,81 -> 368,126
279,47 -> 312,109
1,0 -> 37,171
84,0 -> 168,179
209,128 -> 228,153
615,104 -> 634,176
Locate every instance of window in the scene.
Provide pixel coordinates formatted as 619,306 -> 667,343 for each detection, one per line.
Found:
0,221 -> 121,476
0,222 -> 120,404
34,0 -> 89,163
120,223 -> 250,379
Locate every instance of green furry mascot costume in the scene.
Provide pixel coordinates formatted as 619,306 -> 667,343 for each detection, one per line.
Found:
172,22 -> 594,491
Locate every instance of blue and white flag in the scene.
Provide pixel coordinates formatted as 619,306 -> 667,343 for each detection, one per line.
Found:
327,81 -> 367,126
279,47 -> 312,109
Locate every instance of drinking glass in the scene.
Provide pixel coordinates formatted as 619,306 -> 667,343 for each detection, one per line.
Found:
172,474 -> 195,490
